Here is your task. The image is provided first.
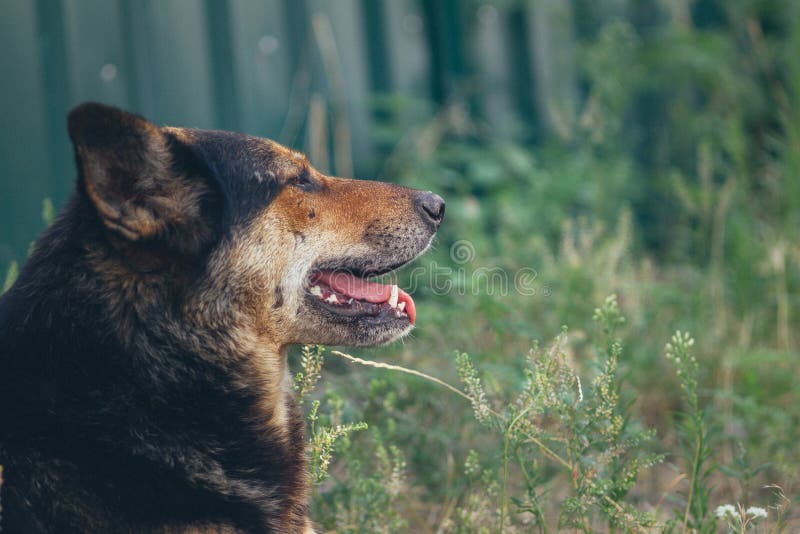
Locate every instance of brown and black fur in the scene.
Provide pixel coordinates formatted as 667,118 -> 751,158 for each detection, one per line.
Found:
0,103 -> 443,533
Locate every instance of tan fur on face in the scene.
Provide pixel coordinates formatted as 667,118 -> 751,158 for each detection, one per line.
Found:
175,159 -> 427,445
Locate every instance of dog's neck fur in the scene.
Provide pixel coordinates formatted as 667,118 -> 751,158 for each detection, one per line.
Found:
0,194 -> 309,532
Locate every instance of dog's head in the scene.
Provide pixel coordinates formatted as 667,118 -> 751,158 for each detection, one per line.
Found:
67,103 -> 443,349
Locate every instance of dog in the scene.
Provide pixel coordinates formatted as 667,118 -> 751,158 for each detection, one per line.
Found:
0,102 -> 444,533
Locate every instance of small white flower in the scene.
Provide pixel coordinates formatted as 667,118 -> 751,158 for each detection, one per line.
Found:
746,506 -> 767,518
715,504 -> 737,518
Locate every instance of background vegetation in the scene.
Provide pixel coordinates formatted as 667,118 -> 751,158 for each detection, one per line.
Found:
3,0 -> 800,531
296,2 -> 800,531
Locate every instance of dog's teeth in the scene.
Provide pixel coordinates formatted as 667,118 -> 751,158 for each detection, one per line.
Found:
310,285 -> 323,297
347,298 -> 354,305
388,285 -> 399,308
325,294 -> 339,304
397,302 -> 406,312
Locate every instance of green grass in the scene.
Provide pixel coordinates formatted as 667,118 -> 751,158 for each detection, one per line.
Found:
301,297 -> 794,532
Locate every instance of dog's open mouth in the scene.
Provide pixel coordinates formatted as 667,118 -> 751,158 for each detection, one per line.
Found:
306,270 -> 416,324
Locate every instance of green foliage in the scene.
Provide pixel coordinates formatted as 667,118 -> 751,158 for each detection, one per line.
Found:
320,434 -> 409,533
41,198 -> 55,227
446,297 -> 661,532
306,292 -> 796,531
294,345 -> 326,405
295,348 -> 411,532
306,399 -> 368,485
293,345 -> 368,487
2,261 -> 17,294
663,331 -> 717,533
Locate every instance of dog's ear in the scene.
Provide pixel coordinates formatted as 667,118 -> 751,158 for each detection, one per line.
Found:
67,102 -> 215,250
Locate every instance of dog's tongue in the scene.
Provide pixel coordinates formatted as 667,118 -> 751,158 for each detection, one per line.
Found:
314,271 -> 416,324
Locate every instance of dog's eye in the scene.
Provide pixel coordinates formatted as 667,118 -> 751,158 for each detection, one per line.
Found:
289,171 -> 315,191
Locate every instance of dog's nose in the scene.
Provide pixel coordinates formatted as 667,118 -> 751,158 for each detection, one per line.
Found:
416,191 -> 445,227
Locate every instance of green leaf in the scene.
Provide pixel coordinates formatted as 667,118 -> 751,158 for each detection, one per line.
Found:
3,261 -> 19,294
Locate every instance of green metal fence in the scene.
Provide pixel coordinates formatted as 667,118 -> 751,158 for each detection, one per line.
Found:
0,0 -> 577,265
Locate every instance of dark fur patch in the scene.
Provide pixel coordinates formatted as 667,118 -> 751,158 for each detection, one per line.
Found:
0,105 -> 309,533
